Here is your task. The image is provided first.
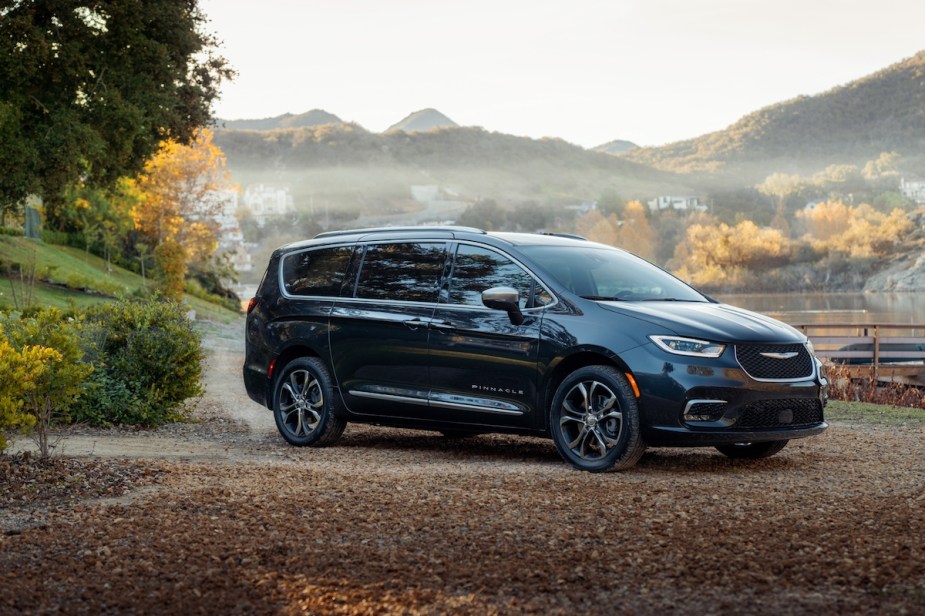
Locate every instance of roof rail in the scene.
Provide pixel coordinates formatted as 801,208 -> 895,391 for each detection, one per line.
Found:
314,225 -> 485,239
540,232 -> 588,241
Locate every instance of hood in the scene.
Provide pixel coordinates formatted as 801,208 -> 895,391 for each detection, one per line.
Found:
597,301 -> 805,344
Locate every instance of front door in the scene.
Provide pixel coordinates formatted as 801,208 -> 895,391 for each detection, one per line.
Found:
427,243 -> 551,429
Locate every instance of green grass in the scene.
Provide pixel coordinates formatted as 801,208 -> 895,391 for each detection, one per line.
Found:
826,400 -> 925,427
0,236 -> 241,321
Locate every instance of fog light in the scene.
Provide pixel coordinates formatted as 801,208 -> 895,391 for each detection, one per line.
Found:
684,399 -> 728,422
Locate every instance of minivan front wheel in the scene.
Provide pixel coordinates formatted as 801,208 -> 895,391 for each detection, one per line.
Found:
273,357 -> 346,447
550,366 -> 645,472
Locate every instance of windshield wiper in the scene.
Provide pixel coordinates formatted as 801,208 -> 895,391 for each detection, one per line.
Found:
579,295 -> 623,301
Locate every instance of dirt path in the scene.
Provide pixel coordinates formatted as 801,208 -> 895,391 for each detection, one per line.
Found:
2,320 -> 924,615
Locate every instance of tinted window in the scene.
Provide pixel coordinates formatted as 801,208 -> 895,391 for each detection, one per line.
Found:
355,242 -> 446,302
447,244 -> 539,309
282,246 -> 353,297
522,244 -> 707,302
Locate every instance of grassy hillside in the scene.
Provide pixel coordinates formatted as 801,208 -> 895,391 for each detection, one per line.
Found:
622,51 -> 925,183
0,237 -> 241,322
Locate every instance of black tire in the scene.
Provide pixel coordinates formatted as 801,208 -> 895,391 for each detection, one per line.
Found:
550,366 -> 645,472
273,357 -> 346,447
715,440 -> 788,459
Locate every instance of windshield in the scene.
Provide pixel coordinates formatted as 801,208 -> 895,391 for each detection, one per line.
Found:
521,244 -> 708,302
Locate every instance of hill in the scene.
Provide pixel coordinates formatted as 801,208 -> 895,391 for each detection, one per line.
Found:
386,108 -> 458,133
621,51 -> 925,182
594,139 -> 639,155
217,109 -> 345,131
213,123 -> 690,228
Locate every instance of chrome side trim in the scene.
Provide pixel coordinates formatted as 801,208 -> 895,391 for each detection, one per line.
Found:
348,390 -> 429,406
348,390 -> 525,416
428,399 -> 524,415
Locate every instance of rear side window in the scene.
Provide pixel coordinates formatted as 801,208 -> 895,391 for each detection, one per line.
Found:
355,242 -> 447,303
281,246 -> 353,297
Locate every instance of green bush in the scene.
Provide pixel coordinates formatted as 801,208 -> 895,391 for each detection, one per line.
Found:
72,297 -> 204,427
0,226 -> 22,237
40,230 -> 71,245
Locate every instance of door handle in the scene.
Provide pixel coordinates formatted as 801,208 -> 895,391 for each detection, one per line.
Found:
429,320 -> 455,330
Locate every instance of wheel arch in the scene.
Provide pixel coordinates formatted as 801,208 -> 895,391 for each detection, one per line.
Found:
266,342 -> 327,409
540,349 -> 634,433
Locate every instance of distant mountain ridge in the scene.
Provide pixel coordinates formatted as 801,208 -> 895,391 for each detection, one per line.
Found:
621,50 -> 925,179
386,108 -> 458,133
594,139 -> 639,155
217,109 -> 345,131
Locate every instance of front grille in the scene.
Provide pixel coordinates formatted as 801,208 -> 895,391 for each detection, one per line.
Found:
735,344 -> 814,381
736,399 -> 824,429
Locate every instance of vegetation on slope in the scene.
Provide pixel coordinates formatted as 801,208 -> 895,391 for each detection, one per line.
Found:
622,51 -> 925,181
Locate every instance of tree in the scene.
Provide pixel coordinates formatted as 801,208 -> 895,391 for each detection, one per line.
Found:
756,173 -> 802,233
614,200 -> 655,260
574,209 -> 619,246
0,0 -> 233,223
131,128 -> 235,299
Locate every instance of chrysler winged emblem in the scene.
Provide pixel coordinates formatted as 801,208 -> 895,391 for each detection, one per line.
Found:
760,351 -> 799,360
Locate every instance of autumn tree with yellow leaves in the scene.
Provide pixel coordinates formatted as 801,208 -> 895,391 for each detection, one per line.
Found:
573,200 -> 655,260
131,129 -> 235,300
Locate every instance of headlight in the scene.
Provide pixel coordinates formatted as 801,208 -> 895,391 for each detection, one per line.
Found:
650,335 -> 726,358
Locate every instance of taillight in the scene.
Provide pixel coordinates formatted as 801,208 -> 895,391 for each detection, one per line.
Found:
268,359 -> 277,381
247,297 -> 257,314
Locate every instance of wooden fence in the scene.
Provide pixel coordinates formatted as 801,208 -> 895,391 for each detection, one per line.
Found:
792,323 -> 925,385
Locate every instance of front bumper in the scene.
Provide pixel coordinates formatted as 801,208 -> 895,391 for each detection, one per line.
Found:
624,344 -> 829,447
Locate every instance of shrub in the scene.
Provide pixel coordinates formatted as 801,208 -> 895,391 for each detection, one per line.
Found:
0,310 -> 92,457
40,230 -> 71,245
72,297 -> 204,427
0,226 -> 22,237
0,337 -> 38,452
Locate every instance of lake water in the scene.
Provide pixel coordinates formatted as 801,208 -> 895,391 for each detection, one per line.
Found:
714,292 -> 925,326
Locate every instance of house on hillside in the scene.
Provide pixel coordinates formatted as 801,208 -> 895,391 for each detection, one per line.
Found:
647,196 -> 708,213
900,178 -> 925,204
209,189 -> 255,274
243,184 -> 295,226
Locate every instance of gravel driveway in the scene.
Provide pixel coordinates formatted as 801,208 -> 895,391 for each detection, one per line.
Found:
1,321 -> 923,615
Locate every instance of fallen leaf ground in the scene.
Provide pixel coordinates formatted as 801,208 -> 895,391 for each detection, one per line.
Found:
1,322 -> 923,615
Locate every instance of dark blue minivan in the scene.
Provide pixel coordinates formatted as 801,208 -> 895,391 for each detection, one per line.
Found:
244,227 -> 827,472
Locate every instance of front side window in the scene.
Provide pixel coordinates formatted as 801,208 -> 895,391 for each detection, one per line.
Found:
446,244 -> 541,309
355,242 -> 447,303
281,246 -> 353,297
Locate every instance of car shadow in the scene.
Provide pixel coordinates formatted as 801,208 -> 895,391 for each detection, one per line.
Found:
327,425 -> 805,473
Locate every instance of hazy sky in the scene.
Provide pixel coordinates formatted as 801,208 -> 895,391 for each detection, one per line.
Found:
199,0 -> 925,148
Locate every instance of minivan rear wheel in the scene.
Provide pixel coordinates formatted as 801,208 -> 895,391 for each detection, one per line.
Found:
550,366 -> 645,472
273,357 -> 346,447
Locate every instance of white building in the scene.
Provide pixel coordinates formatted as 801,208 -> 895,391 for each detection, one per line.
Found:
900,178 -> 925,204
647,196 -> 708,213
243,184 -> 295,225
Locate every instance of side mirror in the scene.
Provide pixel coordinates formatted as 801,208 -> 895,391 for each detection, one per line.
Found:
481,286 -> 525,325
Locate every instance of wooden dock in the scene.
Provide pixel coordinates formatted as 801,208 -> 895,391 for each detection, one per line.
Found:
792,323 -> 925,386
